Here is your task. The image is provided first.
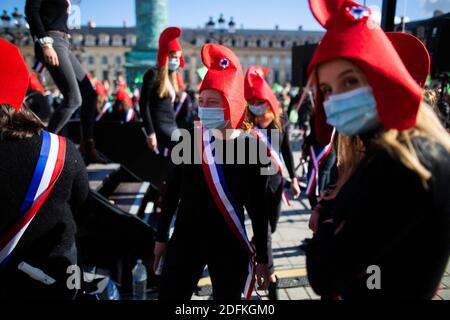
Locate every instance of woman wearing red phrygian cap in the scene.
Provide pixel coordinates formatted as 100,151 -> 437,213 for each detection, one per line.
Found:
139,27 -> 193,154
153,44 -> 271,300
243,65 -> 301,299
0,39 -> 89,299
304,0 -> 450,300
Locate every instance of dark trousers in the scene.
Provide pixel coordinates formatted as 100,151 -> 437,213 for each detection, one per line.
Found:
158,233 -> 249,300
35,31 -> 96,140
265,177 -> 284,275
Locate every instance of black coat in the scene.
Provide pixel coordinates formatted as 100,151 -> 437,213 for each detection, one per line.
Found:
306,136 -> 450,299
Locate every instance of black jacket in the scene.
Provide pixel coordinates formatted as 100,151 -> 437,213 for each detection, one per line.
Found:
306,136 -> 450,299
139,68 -> 178,147
156,130 -> 270,263
0,133 -> 89,298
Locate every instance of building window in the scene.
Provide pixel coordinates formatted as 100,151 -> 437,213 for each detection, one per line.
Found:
88,56 -> 95,65
126,34 -> 136,46
85,35 -> 96,46
273,56 -> 280,65
112,35 -> 123,46
285,57 -> 292,66
102,56 -> 109,65
72,34 -> 83,46
248,56 -> 256,65
115,56 -> 122,65
260,56 -> 269,66
99,34 -> 110,46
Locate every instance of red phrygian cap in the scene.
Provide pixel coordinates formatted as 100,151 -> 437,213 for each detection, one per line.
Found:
244,66 -> 280,115
29,72 -> 45,95
308,0 -> 423,145
200,44 -> 246,129
0,38 -> 29,111
386,32 -> 430,88
95,81 -> 108,100
158,27 -> 185,69
116,87 -> 132,107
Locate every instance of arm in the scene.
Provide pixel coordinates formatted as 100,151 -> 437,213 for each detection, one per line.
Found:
25,0 -> 48,39
139,69 -> 157,135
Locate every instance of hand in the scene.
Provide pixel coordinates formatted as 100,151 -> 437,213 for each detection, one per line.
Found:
43,46 -> 59,67
308,207 -> 321,233
153,241 -> 167,273
290,178 -> 301,199
255,263 -> 271,291
146,133 -> 158,152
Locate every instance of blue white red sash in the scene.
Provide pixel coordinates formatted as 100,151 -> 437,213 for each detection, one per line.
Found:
306,129 -> 336,196
253,127 -> 291,207
0,131 -> 66,266
95,102 -> 112,121
33,60 -> 45,74
197,126 -> 256,300
125,108 -> 135,122
174,92 -> 188,117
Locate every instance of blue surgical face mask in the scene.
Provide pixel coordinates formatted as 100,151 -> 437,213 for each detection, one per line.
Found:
323,86 -> 380,137
249,103 -> 269,116
168,58 -> 180,71
198,107 -> 229,130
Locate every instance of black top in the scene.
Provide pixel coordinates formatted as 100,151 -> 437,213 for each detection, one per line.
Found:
139,68 -> 178,145
0,133 -> 89,289
26,0 -> 70,39
155,131 -> 270,263
306,136 -> 450,299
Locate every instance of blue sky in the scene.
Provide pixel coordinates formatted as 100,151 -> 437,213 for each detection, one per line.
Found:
2,0 -> 449,31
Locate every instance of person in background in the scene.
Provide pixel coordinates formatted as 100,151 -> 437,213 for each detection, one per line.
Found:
139,27 -> 186,154
25,0 -> 104,163
244,65 -> 301,300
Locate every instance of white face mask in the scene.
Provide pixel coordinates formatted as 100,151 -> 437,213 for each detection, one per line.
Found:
249,103 -> 269,116
198,107 -> 229,130
168,58 -> 180,71
323,86 -> 380,136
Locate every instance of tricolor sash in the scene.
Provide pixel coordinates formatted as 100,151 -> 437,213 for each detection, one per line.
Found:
95,101 -> 112,122
252,127 -> 291,207
174,92 -> 189,118
125,108 -> 135,122
0,130 -> 66,266
306,129 -> 336,196
197,127 -> 256,300
33,60 -> 45,74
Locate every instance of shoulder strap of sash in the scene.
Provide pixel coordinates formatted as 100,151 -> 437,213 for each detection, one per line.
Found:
0,131 -> 66,266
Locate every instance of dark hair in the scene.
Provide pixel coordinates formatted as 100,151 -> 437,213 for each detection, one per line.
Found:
0,104 -> 44,140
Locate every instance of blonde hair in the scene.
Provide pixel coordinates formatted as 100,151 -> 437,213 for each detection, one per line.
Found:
156,63 -> 180,99
325,101 -> 450,199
